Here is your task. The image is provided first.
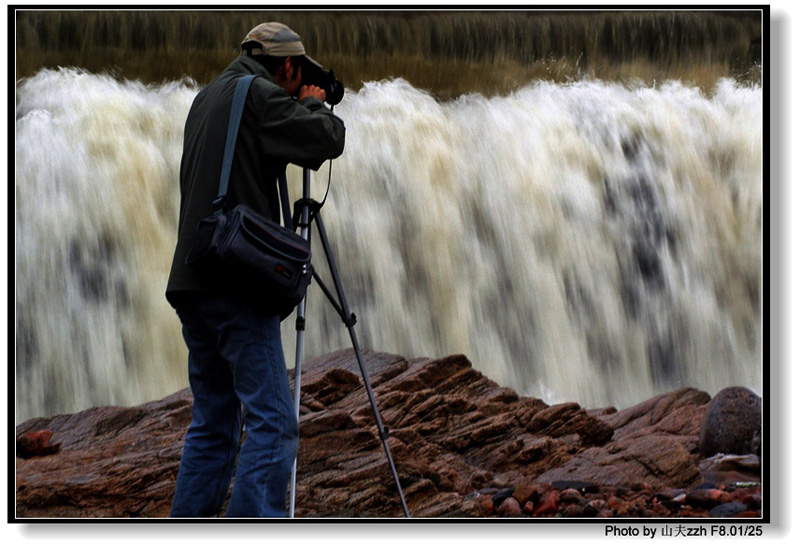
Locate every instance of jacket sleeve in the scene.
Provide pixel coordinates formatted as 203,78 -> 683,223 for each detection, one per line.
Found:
253,81 -> 346,171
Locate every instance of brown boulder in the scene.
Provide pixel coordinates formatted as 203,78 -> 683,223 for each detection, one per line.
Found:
699,387 -> 761,457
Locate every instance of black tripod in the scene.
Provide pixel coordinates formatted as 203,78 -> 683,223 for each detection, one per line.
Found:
287,168 -> 411,519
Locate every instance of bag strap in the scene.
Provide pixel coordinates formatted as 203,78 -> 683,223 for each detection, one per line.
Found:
213,74 -> 296,230
213,74 -> 256,215
278,171 -> 294,230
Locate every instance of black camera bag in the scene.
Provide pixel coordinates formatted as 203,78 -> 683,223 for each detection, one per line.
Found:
185,74 -> 311,320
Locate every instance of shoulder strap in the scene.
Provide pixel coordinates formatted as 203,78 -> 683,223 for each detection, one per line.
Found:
213,74 -> 257,215
213,74 -> 296,231
278,171 -> 294,230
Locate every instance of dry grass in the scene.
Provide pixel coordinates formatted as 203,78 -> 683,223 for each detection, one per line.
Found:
14,10 -> 763,97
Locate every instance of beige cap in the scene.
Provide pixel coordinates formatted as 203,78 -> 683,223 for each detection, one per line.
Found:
242,22 -> 305,57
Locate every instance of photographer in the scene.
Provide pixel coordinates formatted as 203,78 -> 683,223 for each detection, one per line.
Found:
165,22 -> 345,517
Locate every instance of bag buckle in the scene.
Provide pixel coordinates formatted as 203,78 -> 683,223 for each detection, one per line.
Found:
212,196 -> 226,216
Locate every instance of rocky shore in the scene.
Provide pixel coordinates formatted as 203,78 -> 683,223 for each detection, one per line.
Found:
15,350 -> 762,519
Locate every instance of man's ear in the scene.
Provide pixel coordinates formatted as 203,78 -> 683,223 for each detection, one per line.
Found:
289,58 -> 302,84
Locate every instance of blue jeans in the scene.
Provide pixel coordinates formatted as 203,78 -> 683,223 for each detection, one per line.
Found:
170,294 -> 299,518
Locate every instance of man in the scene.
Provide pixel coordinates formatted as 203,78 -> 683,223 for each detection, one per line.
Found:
166,22 -> 345,517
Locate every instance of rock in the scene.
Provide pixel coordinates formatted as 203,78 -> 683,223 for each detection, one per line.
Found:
474,494 -> 495,516
524,402 -> 614,446
702,454 -> 761,474
709,502 -> 748,517
512,483 -> 544,505
699,387 -> 761,457
523,500 -> 534,514
532,489 -> 560,517
491,488 -> 515,508
562,503 -> 585,517
584,499 -> 606,517
685,488 -> 731,509
497,497 -> 522,517
16,390 -> 192,517
17,430 -> 61,458
559,488 -> 584,503
536,434 -> 702,490
699,453 -> 761,488
15,349 -> 755,519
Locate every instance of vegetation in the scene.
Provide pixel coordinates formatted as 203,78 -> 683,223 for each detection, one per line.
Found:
15,10 -> 762,98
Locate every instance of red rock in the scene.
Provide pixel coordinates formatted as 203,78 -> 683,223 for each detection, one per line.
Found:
17,430 -> 61,458
607,496 -> 624,510
475,495 -> 495,516
686,488 -> 728,509
729,486 -> 761,510
512,483 -> 546,505
498,497 -> 522,517
523,501 -> 534,514
743,493 -> 762,510
610,498 -> 632,516
532,489 -> 560,517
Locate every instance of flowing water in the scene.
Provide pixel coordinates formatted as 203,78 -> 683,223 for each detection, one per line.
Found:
15,68 -> 762,422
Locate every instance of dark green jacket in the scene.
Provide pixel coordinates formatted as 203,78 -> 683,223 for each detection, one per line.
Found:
166,55 -> 345,306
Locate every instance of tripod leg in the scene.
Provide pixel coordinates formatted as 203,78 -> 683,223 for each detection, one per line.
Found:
288,296 -> 306,518
289,170 -> 312,519
313,212 -> 411,518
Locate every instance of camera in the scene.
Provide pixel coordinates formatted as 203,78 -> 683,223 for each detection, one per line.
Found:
300,58 -> 344,106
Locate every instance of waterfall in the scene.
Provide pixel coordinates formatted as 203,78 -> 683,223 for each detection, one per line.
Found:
14,68 -> 762,421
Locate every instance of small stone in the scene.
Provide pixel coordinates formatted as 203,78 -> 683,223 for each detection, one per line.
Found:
709,502 -> 748,518
583,499 -> 605,517
686,488 -> 728,509
607,496 -> 624,511
743,493 -> 762,510
608,497 -> 633,516
512,484 -> 543,505
560,488 -> 583,503
491,487 -> 515,508
532,489 -> 560,517
523,501 -> 535,515
562,504 -> 585,517
17,430 -> 61,458
498,497 -> 522,517
475,494 -> 495,516
729,486 -> 762,510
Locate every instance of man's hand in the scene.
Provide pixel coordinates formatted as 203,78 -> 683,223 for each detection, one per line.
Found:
298,85 -> 326,103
